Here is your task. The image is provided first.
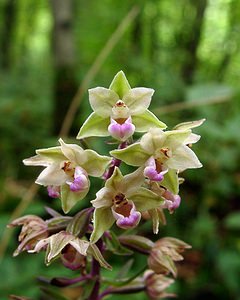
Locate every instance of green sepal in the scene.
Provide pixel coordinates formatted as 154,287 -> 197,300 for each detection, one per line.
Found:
130,187 -> 163,211
104,231 -> 133,256
148,208 -> 160,234
154,254 -> 178,277
81,149 -> 111,177
110,143 -> 149,167
173,118 -> 206,130
36,147 -> 66,162
60,183 -> 89,214
46,232 -> 73,265
90,207 -> 115,243
109,70 -> 131,98
77,112 -> 109,139
88,243 -> 112,270
148,208 -> 166,234
105,167 -> 124,190
161,169 -> 179,194
132,109 -> 167,132
66,208 -> 93,237
47,216 -> 72,229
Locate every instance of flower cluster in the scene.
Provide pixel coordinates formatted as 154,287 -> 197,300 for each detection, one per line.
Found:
10,71 -> 204,300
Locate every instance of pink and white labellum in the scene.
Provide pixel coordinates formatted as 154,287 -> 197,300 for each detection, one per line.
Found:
111,193 -> 141,229
66,166 -> 89,193
144,156 -> 168,182
108,117 -> 135,141
162,189 -> 181,213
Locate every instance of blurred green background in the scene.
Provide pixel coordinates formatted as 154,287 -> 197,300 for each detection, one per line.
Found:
0,0 -> 240,299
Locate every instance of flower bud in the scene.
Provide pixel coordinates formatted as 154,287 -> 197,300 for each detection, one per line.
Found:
47,185 -> 60,198
148,237 -> 191,277
60,244 -> 86,270
8,215 -> 48,256
144,270 -> 175,299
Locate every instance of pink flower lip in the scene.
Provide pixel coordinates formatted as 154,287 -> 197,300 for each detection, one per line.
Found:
67,166 -> 89,193
144,157 -> 168,181
162,190 -> 181,213
112,200 -> 141,229
108,117 -> 135,141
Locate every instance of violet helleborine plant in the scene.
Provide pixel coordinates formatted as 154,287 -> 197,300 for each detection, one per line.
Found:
9,71 -> 205,300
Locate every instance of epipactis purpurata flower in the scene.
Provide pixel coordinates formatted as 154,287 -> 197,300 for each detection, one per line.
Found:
23,138 -> 111,213
77,71 -> 166,141
90,167 -> 163,243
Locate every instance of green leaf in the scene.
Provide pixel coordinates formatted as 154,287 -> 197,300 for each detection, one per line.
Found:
76,112 -> 109,139
110,143 -> 149,167
224,212 -> 240,230
161,169 -> 179,194
80,279 -> 97,300
88,244 -> 112,270
60,184 -> 89,214
81,149 -> 111,177
90,207 -> 115,243
130,187 -> 163,211
116,259 -> 134,279
132,109 -> 167,132
40,286 -> 69,300
109,70 -> 131,98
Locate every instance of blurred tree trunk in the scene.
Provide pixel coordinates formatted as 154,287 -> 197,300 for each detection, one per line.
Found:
217,0 -> 240,81
177,0 -> 208,84
0,0 -> 16,69
50,0 -> 77,135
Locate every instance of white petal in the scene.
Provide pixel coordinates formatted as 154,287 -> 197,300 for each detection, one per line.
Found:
59,139 -> 86,165
164,129 -> 191,149
36,163 -> 69,186
184,133 -> 201,144
89,87 -> 119,117
69,238 -> 89,256
91,187 -> 113,208
167,145 -> 202,171
28,237 -> 50,253
140,128 -> 165,154
123,87 -> 154,115
23,155 -> 51,167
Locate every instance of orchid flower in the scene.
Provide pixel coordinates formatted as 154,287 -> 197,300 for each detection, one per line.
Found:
110,119 -> 205,182
90,167 -> 163,243
77,71 -> 166,141
23,138 -> 111,213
